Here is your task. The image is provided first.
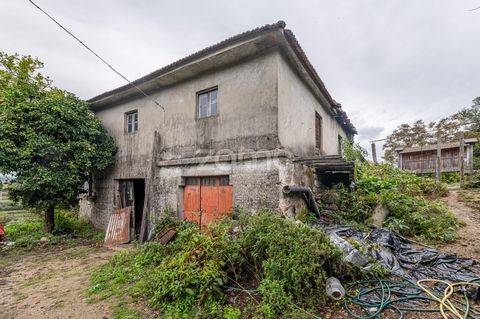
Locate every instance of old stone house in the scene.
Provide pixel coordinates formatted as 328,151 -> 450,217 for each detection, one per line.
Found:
80,21 -> 356,240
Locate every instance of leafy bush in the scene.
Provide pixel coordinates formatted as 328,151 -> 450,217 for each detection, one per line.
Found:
3,209 -> 102,248
88,212 -> 361,319
231,212 -> 358,318
89,220 -> 233,318
381,191 -> 460,242
323,162 -> 459,243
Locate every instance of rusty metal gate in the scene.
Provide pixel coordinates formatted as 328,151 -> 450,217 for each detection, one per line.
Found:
104,207 -> 131,246
183,176 -> 233,227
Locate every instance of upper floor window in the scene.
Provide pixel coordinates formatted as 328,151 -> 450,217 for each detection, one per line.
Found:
197,88 -> 218,118
125,111 -> 138,133
315,112 -> 322,151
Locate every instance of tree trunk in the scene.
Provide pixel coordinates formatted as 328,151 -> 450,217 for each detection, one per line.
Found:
44,205 -> 55,233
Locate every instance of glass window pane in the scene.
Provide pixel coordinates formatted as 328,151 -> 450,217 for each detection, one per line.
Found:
220,176 -> 229,186
199,93 -> 208,118
210,90 -> 217,115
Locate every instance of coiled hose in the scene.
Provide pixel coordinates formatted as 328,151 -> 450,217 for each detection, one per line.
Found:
344,278 -> 480,319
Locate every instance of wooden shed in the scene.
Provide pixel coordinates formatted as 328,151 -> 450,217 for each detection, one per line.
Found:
396,138 -> 477,174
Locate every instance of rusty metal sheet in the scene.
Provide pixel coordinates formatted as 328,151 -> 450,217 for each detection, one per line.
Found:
104,207 -> 131,246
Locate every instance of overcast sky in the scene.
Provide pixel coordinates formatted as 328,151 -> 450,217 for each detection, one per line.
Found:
1,0 -> 479,158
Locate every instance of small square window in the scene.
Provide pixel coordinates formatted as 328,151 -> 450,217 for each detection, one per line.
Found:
125,111 -> 138,133
197,88 -> 218,119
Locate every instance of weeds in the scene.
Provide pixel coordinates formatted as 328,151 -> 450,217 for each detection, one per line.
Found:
88,212 -> 363,319
3,209 -> 103,249
322,146 -> 460,243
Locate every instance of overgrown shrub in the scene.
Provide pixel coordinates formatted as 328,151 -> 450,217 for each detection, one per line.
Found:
381,190 -> 460,242
3,209 -> 101,248
88,212 -> 361,319
231,212 -> 358,318
322,160 -> 459,243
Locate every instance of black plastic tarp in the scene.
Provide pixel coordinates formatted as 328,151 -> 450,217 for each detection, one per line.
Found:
310,221 -> 480,282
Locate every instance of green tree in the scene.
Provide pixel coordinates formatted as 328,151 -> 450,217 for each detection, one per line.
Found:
382,98 -> 480,163
457,97 -> 480,132
0,52 -> 116,232
383,120 -> 432,163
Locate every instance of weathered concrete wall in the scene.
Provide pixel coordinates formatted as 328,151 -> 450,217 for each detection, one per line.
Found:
152,157 -> 283,221
89,52 -> 280,229
277,54 -> 348,156
95,50 -> 279,165
88,49 -> 350,230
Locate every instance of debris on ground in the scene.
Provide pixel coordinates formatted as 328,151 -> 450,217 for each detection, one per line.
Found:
344,277 -> 480,319
155,226 -> 176,244
312,220 -> 480,282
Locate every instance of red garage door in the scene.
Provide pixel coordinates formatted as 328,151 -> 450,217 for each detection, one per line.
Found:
183,176 -> 233,227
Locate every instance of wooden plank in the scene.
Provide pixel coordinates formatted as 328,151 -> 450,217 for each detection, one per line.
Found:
436,134 -> 441,183
184,184 -> 201,224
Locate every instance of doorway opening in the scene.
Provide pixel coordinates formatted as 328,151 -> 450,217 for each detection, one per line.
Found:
118,179 -> 145,238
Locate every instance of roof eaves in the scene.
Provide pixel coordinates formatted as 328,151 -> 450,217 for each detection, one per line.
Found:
282,29 -> 357,134
89,20 -> 287,104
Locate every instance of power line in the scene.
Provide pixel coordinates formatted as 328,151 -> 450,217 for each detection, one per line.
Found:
27,0 -> 165,111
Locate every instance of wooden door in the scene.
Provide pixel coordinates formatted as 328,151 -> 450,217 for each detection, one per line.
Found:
184,177 -> 201,224
183,176 -> 233,227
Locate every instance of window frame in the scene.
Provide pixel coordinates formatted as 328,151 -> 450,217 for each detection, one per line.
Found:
196,87 -> 218,119
338,135 -> 343,156
125,110 -> 138,134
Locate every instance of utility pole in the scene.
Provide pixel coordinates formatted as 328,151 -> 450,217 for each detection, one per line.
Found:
435,132 -> 442,184
371,142 -> 378,164
459,131 -> 465,188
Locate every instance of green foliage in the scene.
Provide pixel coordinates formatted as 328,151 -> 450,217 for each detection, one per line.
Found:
325,162 -> 459,243
88,212 -> 361,319
89,220 -> 233,318
231,212 -> 358,318
0,52 -> 116,230
342,139 -> 367,163
112,306 -> 141,319
381,191 -> 460,242
383,96 -> 480,164
3,209 -> 102,248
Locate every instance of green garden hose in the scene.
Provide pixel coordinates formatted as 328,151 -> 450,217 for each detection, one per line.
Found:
343,278 -> 480,319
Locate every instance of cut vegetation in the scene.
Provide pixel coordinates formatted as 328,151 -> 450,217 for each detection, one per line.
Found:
321,146 -> 460,243
88,213 -> 370,319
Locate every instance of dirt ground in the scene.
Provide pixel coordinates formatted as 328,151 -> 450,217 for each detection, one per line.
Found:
0,244 -> 117,319
438,188 -> 480,260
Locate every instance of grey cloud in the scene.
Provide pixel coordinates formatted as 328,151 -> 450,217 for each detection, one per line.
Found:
1,0 -> 479,150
